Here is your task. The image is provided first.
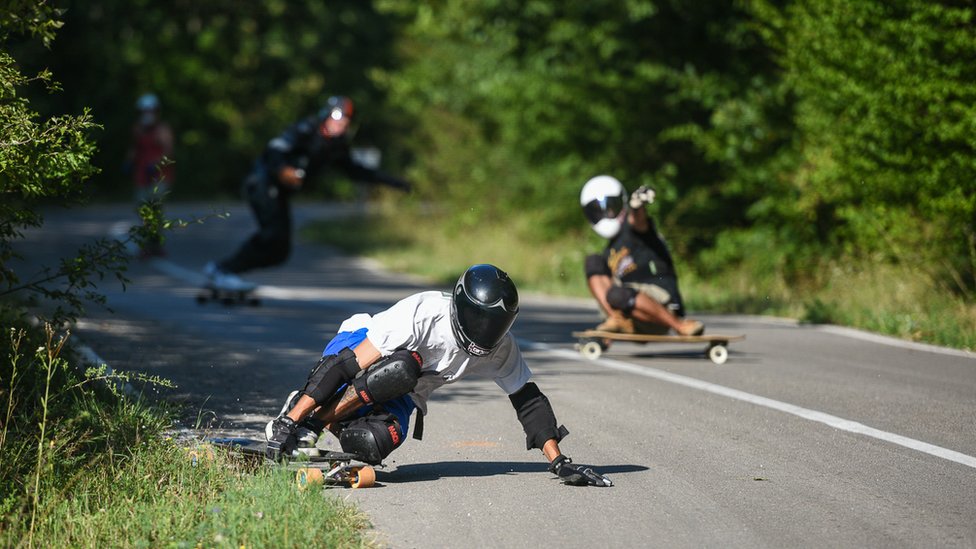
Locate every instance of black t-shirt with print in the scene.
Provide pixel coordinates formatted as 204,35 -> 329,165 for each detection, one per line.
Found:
600,217 -> 685,314
602,218 -> 676,282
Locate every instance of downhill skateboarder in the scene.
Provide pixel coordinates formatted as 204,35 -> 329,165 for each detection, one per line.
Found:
204,96 -> 410,292
580,175 -> 704,337
266,264 -> 613,487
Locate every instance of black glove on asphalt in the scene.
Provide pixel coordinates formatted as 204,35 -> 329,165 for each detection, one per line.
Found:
549,454 -> 613,487
266,415 -> 298,461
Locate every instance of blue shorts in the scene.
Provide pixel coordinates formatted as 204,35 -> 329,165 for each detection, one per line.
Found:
323,328 -> 415,438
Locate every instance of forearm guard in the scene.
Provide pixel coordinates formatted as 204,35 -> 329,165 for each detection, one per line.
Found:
509,382 -> 569,450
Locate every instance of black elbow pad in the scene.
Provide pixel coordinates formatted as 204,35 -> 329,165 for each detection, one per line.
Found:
509,382 -> 569,450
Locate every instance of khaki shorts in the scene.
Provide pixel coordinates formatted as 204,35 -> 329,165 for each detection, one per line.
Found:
625,282 -> 672,306
627,283 -> 672,335
596,282 -> 675,335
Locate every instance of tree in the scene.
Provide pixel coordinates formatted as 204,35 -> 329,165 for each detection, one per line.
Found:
23,0 -> 404,199
0,1 -> 129,326
745,0 -> 976,292
376,0 -> 781,246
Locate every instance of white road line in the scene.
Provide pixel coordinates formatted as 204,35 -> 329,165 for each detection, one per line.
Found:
529,343 -> 976,470
817,325 -> 975,359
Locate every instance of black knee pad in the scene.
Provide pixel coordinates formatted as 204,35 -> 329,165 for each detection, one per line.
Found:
606,286 -> 638,313
584,254 -> 611,278
302,348 -> 361,405
352,349 -> 422,406
339,413 -> 404,465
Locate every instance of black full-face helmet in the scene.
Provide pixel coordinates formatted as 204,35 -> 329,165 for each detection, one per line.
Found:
450,264 -> 520,357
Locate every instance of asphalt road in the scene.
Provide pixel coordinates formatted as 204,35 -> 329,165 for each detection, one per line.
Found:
13,202 -> 976,548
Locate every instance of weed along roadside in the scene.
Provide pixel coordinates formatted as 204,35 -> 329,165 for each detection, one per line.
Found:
0,324 -> 375,548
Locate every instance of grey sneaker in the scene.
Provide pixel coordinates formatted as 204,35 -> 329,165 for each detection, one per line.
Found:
295,427 -> 320,457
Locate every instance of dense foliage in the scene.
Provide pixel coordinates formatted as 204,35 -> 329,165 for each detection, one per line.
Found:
6,0 -> 975,301
769,0 -> 976,292
376,0 -> 974,296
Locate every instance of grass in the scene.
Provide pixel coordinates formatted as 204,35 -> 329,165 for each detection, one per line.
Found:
0,320 -> 375,549
301,204 -> 976,352
19,441 -> 372,548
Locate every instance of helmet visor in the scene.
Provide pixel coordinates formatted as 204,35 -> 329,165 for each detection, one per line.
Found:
582,195 -> 625,226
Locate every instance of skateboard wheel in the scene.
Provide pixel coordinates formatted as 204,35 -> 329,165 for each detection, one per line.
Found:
296,467 -> 324,491
349,466 -> 375,489
579,340 -> 603,360
708,344 -> 729,365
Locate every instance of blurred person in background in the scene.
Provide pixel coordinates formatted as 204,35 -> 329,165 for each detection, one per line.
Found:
580,175 -> 704,337
126,93 -> 174,258
204,95 -> 411,290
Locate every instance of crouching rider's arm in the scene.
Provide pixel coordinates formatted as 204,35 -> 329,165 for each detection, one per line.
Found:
509,382 -> 613,487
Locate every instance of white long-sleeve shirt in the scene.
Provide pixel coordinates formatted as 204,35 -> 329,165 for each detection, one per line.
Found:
337,291 -> 531,414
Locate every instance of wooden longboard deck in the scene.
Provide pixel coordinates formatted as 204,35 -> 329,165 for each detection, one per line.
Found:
195,286 -> 261,306
572,330 -> 745,343
198,438 -> 378,488
206,437 -> 360,464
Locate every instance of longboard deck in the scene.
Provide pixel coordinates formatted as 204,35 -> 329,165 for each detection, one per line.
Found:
572,330 -> 745,343
195,286 -> 261,306
572,330 -> 745,364
206,437 -> 360,464
199,437 -> 378,488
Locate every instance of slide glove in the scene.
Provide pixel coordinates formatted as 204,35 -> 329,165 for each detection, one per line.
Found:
265,415 -> 298,461
629,185 -> 656,210
549,454 -> 613,487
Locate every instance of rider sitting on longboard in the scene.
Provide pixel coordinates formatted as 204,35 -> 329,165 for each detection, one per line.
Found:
265,264 -> 612,487
580,175 -> 704,337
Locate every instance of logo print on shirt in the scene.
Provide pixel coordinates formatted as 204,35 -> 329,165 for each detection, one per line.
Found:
608,246 -> 637,278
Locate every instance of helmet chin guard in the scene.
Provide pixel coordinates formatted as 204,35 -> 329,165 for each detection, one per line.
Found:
592,216 -> 624,239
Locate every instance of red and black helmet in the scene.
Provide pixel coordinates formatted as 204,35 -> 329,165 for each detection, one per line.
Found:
319,95 -> 354,122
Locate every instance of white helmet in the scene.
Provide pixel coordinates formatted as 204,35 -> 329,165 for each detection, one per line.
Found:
580,175 -> 627,239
